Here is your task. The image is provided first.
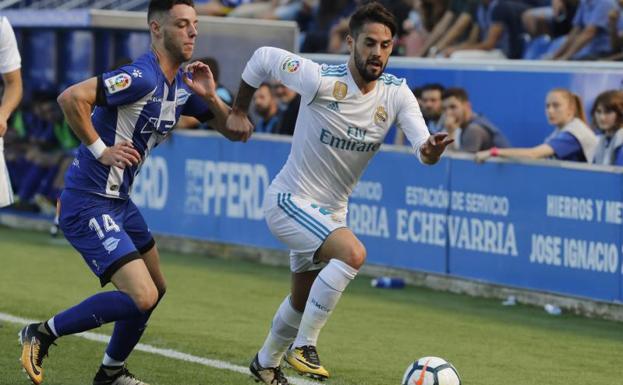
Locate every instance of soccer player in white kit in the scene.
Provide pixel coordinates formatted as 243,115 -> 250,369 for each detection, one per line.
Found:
227,3 -> 453,384
0,16 -> 23,208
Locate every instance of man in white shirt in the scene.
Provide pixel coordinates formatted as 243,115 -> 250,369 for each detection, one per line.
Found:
227,3 -> 453,384
0,16 -> 23,208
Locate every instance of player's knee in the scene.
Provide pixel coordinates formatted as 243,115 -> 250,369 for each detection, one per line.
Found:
343,243 -> 366,269
132,285 -> 159,312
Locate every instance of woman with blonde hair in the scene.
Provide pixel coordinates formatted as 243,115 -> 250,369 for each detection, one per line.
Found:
476,88 -> 597,162
591,90 -> 623,165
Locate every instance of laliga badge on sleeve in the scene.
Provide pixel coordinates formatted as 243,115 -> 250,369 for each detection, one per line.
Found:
280,56 -> 301,73
333,81 -> 348,100
104,73 -> 132,94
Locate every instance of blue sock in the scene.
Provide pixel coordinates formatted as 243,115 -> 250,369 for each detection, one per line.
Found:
53,291 -> 143,337
105,293 -> 163,362
105,310 -> 152,362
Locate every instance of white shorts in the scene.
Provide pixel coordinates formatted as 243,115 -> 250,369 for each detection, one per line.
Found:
263,190 -> 346,273
0,138 -> 13,208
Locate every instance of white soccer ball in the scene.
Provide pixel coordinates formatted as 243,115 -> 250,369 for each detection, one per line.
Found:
402,356 -> 461,385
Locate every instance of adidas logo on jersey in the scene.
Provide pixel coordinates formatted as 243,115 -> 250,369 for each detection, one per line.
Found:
327,101 -> 340,112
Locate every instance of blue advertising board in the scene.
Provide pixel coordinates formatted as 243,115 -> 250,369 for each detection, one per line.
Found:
134,132 -> 623,303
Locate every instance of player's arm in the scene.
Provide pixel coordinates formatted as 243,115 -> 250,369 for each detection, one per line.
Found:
395,83 -> 453,165
227,46 -> 321,139
57,77 -> 140,168
0,69 -> 21,137
475,144 -> 554,162
182,61 -> 249,141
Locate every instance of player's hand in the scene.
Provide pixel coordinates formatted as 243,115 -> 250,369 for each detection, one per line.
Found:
98,141 -> 141,168
420,133 -> 454,163
225,110 -> 254,142
475,149 -> 491,163
0,112 -> 8,137
183,61 -> 217,99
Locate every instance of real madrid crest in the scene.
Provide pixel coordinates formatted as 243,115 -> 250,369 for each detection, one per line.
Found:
374,106 -> 388,125
333,81 -> 348,100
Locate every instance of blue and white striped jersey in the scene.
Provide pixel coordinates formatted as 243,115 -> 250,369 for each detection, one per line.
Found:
65,51 -> 213,199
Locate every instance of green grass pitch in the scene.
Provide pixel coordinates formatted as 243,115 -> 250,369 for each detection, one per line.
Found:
0,227 -> 621,385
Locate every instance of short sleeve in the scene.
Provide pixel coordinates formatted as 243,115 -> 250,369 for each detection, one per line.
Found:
242,47 -> 321,104
181,93 -> 215,122
545,131 -> 583,160
0,17 -> 21,73
394,82 -> 430,160
99,64 -> 154,107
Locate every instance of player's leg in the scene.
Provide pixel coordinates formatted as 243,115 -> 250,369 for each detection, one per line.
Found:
285,228 -> 363,380
256,270 -> 317,366
94,201 -> 166,385
19,191 -> 157,385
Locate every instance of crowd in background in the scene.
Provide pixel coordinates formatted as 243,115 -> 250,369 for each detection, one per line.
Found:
193,0 -> 623,61
5,0 -> 623,217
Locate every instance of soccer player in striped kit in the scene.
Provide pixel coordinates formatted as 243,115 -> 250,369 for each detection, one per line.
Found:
227,3 -> 453,384
18,1 -> 249,385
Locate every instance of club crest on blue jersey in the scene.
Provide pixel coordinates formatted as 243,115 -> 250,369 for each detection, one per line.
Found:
104,73 -> 132,94
176,88 -> 191,106
280,56 -> 300,73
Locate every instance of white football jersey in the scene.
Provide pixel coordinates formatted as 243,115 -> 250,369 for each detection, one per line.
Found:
242,47 -> 430,218
0,17 -> 20,74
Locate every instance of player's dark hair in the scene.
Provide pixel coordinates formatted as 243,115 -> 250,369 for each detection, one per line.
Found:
421,83 -> 445,94
442,87 -> 469,102
591,90 -> 623,129
148,0 -> 194,22
348,1 -> 397,38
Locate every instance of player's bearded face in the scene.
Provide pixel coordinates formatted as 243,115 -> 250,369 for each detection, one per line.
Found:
352,23 -> 393,82
353,45 -> 386,82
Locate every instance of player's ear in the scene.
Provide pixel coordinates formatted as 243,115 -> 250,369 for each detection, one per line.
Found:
149,19 -> 162,38
346,34 -> 354,54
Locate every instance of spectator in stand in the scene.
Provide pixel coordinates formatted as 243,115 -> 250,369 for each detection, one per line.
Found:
443,0 -> 531,59
550,0 -> 618,60
419,83 -> 445,133
476,88 -> 597,163
253,82 -> 282,133
591,90 -> 623,165
195,0 -> 252,16
273,82 -> 300,136
604,0 -> 623,60
441,87 -> 510,152
227,0 -> 303,20
300,0 -> 356,53
523,0 -> 579,39
401,0 -> 451,56
407,0 -> 479,57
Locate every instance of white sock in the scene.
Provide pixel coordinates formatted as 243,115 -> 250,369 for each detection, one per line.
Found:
102,353 -> 124,367
293,259 -> 358,348
46,317 -> 59,338
258,296 -> 302,368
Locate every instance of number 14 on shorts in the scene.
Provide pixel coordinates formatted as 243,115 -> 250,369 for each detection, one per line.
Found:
88,214 -> 120,240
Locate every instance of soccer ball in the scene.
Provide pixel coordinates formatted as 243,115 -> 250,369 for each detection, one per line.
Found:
402,356 -> 461,385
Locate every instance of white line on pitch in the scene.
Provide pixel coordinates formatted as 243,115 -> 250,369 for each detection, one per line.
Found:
0,312 -> 318,385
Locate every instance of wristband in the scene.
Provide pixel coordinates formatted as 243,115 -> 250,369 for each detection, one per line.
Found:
87,138 -> 107,159
489,147 -> 499,157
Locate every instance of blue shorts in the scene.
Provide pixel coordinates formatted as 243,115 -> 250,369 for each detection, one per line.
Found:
59,189 -> 155,286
